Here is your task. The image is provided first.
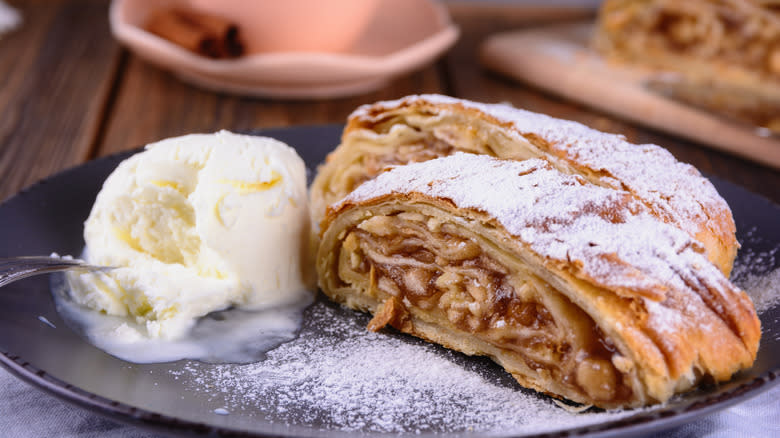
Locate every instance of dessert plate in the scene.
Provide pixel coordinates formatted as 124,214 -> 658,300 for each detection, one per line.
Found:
110,0 -> 459,98
0,125 -> 778,437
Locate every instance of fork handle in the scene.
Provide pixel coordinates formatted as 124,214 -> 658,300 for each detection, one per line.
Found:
0,257 -> 90,288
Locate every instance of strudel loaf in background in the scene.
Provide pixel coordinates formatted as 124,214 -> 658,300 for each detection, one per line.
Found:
594,0 -> 780,132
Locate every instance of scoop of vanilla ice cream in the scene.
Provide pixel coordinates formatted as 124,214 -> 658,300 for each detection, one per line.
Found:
66,130 -> 315,340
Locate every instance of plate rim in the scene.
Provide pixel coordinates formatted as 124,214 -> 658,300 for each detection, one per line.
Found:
2,336 -> 778,438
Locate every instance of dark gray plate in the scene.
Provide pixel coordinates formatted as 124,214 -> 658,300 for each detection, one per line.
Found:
1,125 -> 778,437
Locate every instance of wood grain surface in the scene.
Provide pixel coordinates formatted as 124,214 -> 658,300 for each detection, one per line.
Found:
0,0 -> 121,201
1,0 -> 778,207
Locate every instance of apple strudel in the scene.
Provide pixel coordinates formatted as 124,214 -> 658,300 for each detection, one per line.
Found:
316,153 -> 760,408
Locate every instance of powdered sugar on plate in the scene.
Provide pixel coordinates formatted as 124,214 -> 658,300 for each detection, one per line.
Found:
171,299 -> 643,434
739,267 -> 780,314
167,245 -> 779,435
732,227 -> 780,314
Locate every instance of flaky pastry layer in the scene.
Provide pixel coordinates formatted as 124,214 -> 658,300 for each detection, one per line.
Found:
310,94 -> 738,276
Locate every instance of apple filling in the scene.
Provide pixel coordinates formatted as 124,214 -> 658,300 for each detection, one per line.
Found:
334,211 -> 635,404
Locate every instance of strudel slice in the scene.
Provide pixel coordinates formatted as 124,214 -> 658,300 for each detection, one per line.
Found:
310,94 -> 738,276
316,153 -> 760,409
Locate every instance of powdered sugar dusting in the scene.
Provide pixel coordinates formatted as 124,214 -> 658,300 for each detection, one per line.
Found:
737,268 -> 780,314
351,94 -> 732,246
171,300 -> 642,434
339,154 -> 723,305
732,228 -> 780,314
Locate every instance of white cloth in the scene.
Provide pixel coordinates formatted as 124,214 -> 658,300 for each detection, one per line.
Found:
1,366 -> 778,437
0,0 -> 21,37
0,368 -> 159,438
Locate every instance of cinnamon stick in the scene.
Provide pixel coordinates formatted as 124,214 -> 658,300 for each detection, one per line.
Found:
145,7 -> 244,59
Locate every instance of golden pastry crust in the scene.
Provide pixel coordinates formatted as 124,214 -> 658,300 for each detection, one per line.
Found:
316,154 -> 760,409
310,94 -> 738,276
593,0 -> 780,132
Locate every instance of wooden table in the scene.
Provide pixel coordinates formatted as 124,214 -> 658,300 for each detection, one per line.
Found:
2,0 -> 779,206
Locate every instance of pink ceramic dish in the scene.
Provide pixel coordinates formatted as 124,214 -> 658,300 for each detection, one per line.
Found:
110,0 -> 459,98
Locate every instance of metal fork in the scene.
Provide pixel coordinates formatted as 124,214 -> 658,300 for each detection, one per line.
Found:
0,256 -> 113,288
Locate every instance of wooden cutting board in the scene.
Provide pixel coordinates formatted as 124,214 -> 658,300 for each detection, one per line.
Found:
480,22 -> 780,170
